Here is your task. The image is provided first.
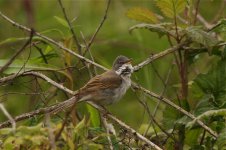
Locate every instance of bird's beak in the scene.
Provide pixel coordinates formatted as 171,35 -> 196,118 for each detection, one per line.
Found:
125,59 -> 132,64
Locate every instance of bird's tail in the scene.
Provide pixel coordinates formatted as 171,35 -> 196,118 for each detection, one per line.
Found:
50,96 -> 78,114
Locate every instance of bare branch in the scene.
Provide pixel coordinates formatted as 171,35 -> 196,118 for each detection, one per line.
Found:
0,103 -> 16,130
91,103 -> 162,150
132,82 -> 218,138
0,96 -> 75,128
193,0 -> 200,25
0,97 -> 162,150
0,71 -> 74,95
101,115 -> 114,150
133,41 -> 189,72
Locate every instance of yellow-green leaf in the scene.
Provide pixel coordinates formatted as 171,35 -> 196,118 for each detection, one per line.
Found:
54,16 -> 70,29
126,7 -> 158,23
156,0 -> 186,18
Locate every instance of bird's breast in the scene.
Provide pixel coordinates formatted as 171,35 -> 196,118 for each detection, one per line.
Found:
111,75 -> 131,103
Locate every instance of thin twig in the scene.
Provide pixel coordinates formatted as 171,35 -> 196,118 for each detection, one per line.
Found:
0,71 -> 74,95
57,0 -> 81,54
86,102 -> 163,150
153,61 -> 174,116
80,31 -> 97,75
0,97 -> 162,150
86,0 -> 111,51
193,0 -> 200,25
45,114 -> 56,150
133,41 -> 189,72
101,115 -> 114,150
0,29 -> 34,74
0,103 -> 16,131
132,82 -> 218,138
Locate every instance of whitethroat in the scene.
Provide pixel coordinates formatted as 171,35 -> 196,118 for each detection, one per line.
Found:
54,55 -> 133,112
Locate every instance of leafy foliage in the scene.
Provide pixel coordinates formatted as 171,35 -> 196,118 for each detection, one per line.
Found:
155,0 -> 186,18
185,27 -> 218,52
54,16 -> 70,29
0,0 -> 225,149
211,18 -> 226,33
216,128 -> 226,149
0,118 -> 106,150
126,7 -> 158,23
194,58 -> 226,108
129,23 -> 173,37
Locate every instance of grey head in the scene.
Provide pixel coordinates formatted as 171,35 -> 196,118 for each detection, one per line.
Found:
113,55 -> 133,75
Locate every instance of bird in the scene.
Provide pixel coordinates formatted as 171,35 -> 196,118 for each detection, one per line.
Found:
53,55 -> 134,112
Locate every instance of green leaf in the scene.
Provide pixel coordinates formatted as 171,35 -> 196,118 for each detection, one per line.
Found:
216,128 -> 226,149
211,18 -> 226,33
185,27 -> 218,53
194,59 -> 226,107
162,105 -> 181,128
3,136 -> 17,150
187,109 -> 226,128
184,128 -> 202,147
17,123 -> 43,135
126,7 -> 158,23
54,16 -> 70,29
0,36 -> 42,46
129,23 -> 172,37
193,94 -> 217,116
74,116 -> 89,139
0,59 -> 72,82
156,0 -> 186,18
0,128 -> 14,135
86,104 -> 100,128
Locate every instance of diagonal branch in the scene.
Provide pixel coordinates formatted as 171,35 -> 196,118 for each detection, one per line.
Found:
132,82 -> 218,138
0,70 -> 218,138
58,0 -> 81,54
133,41 -> 189,72
0,75 -> 162,150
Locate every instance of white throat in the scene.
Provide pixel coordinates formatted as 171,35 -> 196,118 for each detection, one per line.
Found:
115,64 -> 134,76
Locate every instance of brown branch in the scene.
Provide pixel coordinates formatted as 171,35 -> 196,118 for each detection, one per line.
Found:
0,96 -> 76,128
90,103 -> 162,150
0,70 -> 218,138
0,71 -> 74,95
132,82 -> 218,138
133,41 -> 189,72
0,29 -> 34,74
193,0 -> 200,25
0,71 -> 162,149
0,93 -> 162,150
0,104 -> 16,131
57,0 -> 81,54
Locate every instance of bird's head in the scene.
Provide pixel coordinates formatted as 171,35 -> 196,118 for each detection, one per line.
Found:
113,55 -> 133,76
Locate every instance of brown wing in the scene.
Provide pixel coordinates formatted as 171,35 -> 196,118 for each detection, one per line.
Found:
79,70 -> 122,95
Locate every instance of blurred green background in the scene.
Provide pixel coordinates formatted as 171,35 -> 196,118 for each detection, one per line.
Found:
0,0 -> 224,129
